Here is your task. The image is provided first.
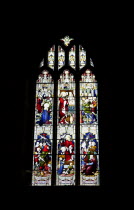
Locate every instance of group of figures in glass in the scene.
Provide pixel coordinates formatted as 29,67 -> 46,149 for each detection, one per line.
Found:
32,38 -> 99,186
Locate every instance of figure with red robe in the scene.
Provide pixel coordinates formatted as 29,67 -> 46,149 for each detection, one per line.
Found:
44,163 -> 50,172
37,97 -> 42,113
60,135 -> 74,161
42,142 -> 49,153
59,92 -> 69,122
34,152 -> 39,167
82,155 -> 97,175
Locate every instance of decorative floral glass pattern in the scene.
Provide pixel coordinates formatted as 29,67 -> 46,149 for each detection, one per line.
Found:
61,35 -> 74,46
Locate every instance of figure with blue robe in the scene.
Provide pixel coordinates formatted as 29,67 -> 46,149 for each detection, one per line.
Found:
39,110 -> 50,125
57,158 -> 64,175
37,102 -> 51,126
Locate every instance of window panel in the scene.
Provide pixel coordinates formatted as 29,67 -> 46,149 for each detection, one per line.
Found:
57,139 -> 76,155
56,155 -> 75,185
79,45 -> 86,69
58,70 -> 75,126
80,125 -> 99,141
32,154 -> 52,186
48,45 -> 55,70
58,46 -> 65,70
34,125 -> 53,140
80,69 -> 97,83
80,155 -> 99,185
57,124 -> 75,139
80,97 -> 98,124
32,70 -> 54,186
56,70 -> 76,185
33,139 -> 52,154
80,69 -> 99,186
69,45 -> 76,69
80,139 -> 99,156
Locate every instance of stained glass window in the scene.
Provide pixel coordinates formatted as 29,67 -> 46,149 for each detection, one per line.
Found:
48,45 -> 55,70
57,70 -> 75,185
58,46 -> 65,70
32,36 -> 100,186
80,70 -> 99,185
32,70 -> 54,186
69,46 -> 76,70
79,45 -> 86,69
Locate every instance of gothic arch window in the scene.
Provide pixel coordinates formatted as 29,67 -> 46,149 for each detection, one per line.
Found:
32,36 -> 100,186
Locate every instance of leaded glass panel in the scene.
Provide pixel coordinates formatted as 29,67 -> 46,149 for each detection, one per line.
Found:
58,46 -> 65,70
79,45 -> 86,69
32,70 -> 54,186
48,45 -> 55,70
69,45 -> 76,69
80,70 -> 99,186
56,70 -> 76,185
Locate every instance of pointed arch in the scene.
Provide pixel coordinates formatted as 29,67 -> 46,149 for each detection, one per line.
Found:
32,36 -> 100,186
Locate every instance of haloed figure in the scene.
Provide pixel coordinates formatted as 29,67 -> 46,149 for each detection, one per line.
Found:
39,102 -> 51,125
